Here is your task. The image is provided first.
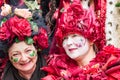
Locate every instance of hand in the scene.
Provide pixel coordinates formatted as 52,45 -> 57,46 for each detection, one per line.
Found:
14,8 -> 32,19
1,4 -> 12,16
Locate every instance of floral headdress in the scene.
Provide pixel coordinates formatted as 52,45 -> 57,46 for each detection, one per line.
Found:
0,16 -> 48,55
0,0 -> 3,7
54,0 -> 105,51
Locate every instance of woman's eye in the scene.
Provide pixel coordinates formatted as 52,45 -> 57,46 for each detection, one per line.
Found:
63,37 -> 68,40
26,49 -> 32,53
72,34 -> 77,37
12,53 -> 19,57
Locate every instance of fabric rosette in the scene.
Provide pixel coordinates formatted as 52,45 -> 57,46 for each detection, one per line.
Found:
90,45 -> 120,79
54,1 -> 104,51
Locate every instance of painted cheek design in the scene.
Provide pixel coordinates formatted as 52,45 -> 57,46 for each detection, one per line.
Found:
29,51 -> 36,57
11,57 -> 19,63
75,39 -> 86,47
76,44 -> 82,47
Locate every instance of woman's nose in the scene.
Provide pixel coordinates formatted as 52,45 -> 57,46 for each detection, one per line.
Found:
20,54 -> 28,61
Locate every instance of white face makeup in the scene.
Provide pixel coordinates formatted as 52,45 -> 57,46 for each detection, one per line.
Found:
8,41 -> 37,72
62,34 -> 90,59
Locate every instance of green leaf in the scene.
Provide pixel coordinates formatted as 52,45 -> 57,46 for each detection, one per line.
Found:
38,9 -> 42,14
30,51 -> 35,57
30,21 -> 37,30
15,38 -> 20,43
60,8 -> 64,12
24,0 -> 40,10
2,18 -> 7,22
25,37 -> 34,45
0,18 -> 7,26
38,48 -> 41,52
115,2 -> 120,7
13,58 -> 18,62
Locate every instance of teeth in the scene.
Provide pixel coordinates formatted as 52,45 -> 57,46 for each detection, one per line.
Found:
20,61 -> 30,65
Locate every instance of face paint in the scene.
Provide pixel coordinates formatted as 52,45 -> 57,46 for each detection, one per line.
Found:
75,38 -> 86,48
11,57 -> 19,63
63,34 -> 90,59
8,41 -> 38,73
29,51 -> 36,57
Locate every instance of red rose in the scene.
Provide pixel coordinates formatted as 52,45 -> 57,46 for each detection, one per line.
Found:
67,4 -> 84,19
0,23 -> 11,40
8,16 -> 31,40
60,4 -> 84,28
33,28 -> 48,49
0,1 -> 3,7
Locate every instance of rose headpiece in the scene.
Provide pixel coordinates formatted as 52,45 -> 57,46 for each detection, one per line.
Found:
0,0 -> 3,7
0,16 -> 48,56
54,1 -> 105,51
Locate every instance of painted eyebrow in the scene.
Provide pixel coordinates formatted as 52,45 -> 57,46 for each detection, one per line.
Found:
72,34 -> 78,37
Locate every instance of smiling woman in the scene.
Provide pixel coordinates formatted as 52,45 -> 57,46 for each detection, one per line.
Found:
62,34 -> 91,59
0,16 -> 49,80
42,0 -> 120,80
42,0 -> 106,79
8,41 -> 38,73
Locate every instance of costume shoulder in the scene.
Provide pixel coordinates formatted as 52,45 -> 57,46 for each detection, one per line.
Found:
42,53 -> 108,79
94,45 -> 120,79
42,54 -> 72,79
104,45 -> 120,79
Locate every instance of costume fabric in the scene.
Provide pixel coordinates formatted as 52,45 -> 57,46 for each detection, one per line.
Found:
42,0 -> 120,80
42,45 -> 120,80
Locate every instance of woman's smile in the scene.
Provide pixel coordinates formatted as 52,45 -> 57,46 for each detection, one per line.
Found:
68,48 -> 78,52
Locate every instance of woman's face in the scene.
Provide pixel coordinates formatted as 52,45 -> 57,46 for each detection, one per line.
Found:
8,41 -> 37,72
62,34 -> 90,59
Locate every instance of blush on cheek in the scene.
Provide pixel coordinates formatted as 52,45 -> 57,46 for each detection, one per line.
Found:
75,43 -> 82,47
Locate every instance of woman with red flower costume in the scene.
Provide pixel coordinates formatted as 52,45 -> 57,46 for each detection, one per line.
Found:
42,0 -> 120,80
0,15 -> 49,80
